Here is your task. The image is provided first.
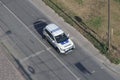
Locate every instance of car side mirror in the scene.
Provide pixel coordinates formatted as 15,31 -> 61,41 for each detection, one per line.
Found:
52,40 -> 55,43
67,34 -> 69,37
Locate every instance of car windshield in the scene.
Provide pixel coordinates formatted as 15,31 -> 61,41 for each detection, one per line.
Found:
55,33 -> 68,43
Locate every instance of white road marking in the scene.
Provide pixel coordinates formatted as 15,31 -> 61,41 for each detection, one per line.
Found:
91,70 -> 95,73
46,47 -> 51,50
20,50 -> 45,62
1,2 -> 80,80
47,49 -> 81,80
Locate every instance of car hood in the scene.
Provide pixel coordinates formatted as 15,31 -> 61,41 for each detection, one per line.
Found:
57,39 -> 74,49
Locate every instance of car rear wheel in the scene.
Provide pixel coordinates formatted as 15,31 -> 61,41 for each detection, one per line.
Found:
42,34 -> 46,39
56,47 -> 60,53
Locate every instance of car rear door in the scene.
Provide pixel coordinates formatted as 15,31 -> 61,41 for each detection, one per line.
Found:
44,29 -> 56,47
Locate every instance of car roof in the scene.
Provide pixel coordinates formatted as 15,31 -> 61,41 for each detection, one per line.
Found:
45,24 -> 64,36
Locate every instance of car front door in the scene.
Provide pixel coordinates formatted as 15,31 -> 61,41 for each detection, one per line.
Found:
45,29 -> 56,47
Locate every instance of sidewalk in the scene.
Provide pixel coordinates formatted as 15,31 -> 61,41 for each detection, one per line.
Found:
0,25 -> 25,80
0,44 -> 25,80
29,0 -> 120,75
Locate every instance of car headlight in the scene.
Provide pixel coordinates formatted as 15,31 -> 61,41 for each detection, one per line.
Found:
60,48 -> 66,51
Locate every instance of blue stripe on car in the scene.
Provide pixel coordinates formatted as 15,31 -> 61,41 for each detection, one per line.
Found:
60,40 -> 69,45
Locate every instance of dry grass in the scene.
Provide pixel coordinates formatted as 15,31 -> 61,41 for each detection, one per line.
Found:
53,0 -> 108,40
111,0 -> 120,47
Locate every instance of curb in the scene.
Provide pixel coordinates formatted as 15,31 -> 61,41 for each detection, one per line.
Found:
103,62 -> 120,75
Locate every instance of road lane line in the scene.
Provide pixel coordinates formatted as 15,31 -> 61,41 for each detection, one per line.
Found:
48,49 -> 81,80
1,2 -> 80,80
20,50 -> 45,62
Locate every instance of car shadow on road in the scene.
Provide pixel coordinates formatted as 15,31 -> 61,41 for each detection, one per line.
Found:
75,62 -> 92,75
34,21 -> 47,38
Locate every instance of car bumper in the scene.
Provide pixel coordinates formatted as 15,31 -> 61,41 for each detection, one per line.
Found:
60,46 -> 75,54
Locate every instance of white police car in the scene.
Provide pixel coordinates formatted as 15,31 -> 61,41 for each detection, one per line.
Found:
43,23 -> 75,54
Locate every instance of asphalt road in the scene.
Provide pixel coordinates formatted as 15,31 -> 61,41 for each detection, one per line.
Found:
0,0 -> 116,80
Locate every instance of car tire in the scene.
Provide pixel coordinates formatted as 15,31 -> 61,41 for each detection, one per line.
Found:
56,47 -> 60,53
42,34 -> 46,39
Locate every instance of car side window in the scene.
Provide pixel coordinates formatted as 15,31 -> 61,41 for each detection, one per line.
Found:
45,29 -> 54,40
